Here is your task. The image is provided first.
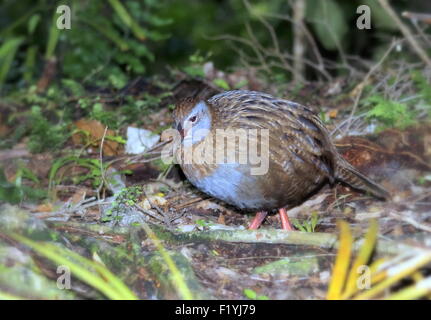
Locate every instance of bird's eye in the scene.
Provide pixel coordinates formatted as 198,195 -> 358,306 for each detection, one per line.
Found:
189,115 -> 197,122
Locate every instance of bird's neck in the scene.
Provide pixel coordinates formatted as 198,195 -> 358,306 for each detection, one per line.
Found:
183,104 -> 214,147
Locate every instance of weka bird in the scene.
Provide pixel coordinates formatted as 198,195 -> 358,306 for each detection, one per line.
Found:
172,90 -> 389,230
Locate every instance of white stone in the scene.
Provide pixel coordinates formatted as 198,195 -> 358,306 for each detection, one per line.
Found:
125,127 -> 159,154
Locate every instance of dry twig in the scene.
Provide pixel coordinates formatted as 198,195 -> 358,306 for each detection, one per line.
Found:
378,0 -> 431,68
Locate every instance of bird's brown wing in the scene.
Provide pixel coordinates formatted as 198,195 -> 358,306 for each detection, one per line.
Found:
208,90 -> 336,183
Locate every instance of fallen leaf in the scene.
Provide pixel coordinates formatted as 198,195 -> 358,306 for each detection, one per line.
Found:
217,213 -> 226,225
72,119 -> 120,156
328,109 -> 338,118
36,203 -> 53,212
69,189 -> 87,204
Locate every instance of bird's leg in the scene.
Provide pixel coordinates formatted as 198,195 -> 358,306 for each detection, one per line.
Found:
248,211 -> 268,230
279,208 -> 294,231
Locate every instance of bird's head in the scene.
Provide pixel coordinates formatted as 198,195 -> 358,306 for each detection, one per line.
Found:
173,97 -> 212,147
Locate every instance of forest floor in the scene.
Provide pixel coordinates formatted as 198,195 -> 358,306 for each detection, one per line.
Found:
1,70 -> 431,300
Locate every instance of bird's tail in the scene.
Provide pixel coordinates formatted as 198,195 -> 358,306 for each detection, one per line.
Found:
335,158 -> 390,200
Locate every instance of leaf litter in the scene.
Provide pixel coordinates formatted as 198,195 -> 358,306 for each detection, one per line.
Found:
0,76 -> 431,300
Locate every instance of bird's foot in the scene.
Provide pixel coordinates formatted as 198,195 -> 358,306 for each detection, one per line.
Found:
248,209 -> 294,230
248,211 -> 268,230
278,208 -> 294,231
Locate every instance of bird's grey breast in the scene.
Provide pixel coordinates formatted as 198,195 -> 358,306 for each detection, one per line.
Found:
184,163 -> 278,210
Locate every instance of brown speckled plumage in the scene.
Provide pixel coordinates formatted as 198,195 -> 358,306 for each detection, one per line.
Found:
173,90 -> 389,229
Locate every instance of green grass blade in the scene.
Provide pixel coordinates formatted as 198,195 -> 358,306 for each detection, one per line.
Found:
0,37 -> 23,86
342,220 -> 378,298
81,18 -> 129,51
387,276 -> 431,300
23,45 -> 38,83
0,291 -> 25,300
327,220 -> 353,299
45,4 -> 62,59
142,223 -> 193,299
355,251 -> 431,299
107,0 -> 147,40
10,233 -> 137,300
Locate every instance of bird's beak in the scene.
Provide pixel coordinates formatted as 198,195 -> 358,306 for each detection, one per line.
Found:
176,123 -> 185,139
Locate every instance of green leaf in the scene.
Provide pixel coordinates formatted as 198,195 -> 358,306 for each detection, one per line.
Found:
0,169 -> 22,204
305,0 -> 347,51
45,4 -> 62,59
243,288 -> 257,299
107,0 -> 147,40
27,106 -> 69,153
234,79 -> 248,89
362,0 -> 398,30
0,37 -> 23,86
27,14 -> 41,35
411,70 -> 431,106
183,65 -> 205,78
213,78 -> 230,90
62,79 -> 85,96
23,45 -> 38,82
105,135 -> 126,144
82,17 -> 130,51
365,95 -> 416,130
0,167 -> 46,204
108,70 -> 128,89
